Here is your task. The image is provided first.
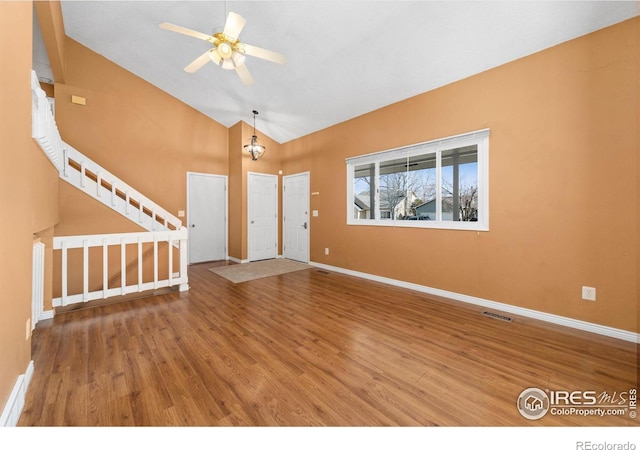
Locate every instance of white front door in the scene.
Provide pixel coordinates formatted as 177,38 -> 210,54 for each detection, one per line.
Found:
248,172 -> 278,261
187,172 -> 227,264
283,172 -> 310,263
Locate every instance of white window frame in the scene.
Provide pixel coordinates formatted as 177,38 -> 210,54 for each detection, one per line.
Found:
346,129 -> 490,231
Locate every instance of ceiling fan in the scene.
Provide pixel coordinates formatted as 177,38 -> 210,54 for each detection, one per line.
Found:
159,11 -> 285,85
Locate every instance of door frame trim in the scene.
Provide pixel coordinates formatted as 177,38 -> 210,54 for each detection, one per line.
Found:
186,171 -> 228,264
283,171 -> 310,263
247,171 -> 279,262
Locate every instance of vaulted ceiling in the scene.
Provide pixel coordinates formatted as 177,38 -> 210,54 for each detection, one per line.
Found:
33,1 -> 638,143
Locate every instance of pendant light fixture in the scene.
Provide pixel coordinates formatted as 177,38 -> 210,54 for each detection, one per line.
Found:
243,110 -> 266,160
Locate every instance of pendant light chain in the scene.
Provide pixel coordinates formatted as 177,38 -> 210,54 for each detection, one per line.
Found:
252,109 -> 258,134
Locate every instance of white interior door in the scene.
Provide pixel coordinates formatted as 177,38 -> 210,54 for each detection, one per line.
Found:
187,172 -> 227,264
248,172 -> 278,261
283,172 -> 310,263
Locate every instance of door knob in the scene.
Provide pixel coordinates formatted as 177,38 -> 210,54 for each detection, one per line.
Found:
303,222 -> 308,229
191,224 -> 195,227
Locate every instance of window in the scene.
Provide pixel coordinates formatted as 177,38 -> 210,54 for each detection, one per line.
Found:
347,129 -> 489,231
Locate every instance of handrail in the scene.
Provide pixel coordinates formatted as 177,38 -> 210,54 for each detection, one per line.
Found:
53,228 -> 189,307
31,71 -> 63,172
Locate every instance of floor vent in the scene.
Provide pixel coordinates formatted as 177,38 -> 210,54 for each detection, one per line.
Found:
316,270 -> 329,275
482,311 -> 513,322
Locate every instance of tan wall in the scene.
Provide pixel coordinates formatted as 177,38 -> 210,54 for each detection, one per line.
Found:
282,18 -> 639,333
228,122 -> 244,260
55,37 -> 229,233
34,1 -> 66,83
31,140 -> 60,233
0,1 -> 59,416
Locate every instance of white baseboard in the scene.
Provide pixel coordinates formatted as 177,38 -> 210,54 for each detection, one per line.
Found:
227,256 -> 284,263
0,360 -> 34,427
309,262 -> 638,344
227,256 -> 249,264
39,310 -> 54,321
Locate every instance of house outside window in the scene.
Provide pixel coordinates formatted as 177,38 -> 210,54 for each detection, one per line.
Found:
346,129 -> 489,231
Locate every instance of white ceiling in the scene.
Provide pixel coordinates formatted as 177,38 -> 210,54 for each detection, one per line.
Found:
34,1 -> 638,143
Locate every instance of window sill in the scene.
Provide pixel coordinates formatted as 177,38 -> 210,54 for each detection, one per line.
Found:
347,219 -> 489,232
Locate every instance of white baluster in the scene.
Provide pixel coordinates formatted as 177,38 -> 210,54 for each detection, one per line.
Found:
168,236 -> 173,286
153,235 -> 158,289
80,162 -> 86,188
83,239 -> 89,302
137,236 -> 143,292
61,240 -> 68,306
102,239 -> 108,299
179,227 -> 189,292
121,237 -> 127,295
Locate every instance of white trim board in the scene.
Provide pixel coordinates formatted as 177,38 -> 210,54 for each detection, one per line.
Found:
227,256 -> 249,264
39,310 -> 54,321
227,255 -> 284,264
309,262 -> 638,344
0,361 -> 34,427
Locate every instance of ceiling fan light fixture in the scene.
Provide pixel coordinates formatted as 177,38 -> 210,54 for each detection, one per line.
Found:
160,11 -> 284,86
221,51 -> 245,69
243,110 -> 266,161
217,41 -> 233,59
220,57 -> 234,70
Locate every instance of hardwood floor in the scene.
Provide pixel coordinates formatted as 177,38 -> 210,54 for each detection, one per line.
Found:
19,261 -> 638,426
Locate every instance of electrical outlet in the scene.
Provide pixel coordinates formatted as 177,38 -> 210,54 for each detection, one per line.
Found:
325,248 -> 330,255
582,286 -> 596,301
26,318 -> 31,340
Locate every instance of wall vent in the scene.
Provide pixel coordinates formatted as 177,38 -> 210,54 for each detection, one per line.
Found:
482,311 -> 513,322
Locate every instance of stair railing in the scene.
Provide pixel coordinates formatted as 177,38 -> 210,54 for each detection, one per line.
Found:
31,70 -> 182,232
31,70 -> 190,306
53,227 -> 189,307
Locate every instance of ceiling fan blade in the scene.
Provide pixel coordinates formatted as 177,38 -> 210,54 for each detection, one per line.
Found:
208,48 -> 222,66
159,22 -> 212,41
241,43 -> 286,65
223,12 -> 246,41
235,63 -> 254,86
184,50 -> 214,73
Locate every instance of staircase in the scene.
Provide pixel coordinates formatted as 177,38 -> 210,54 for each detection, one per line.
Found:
31,72 -> 181,232
31,71 -> 189,307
